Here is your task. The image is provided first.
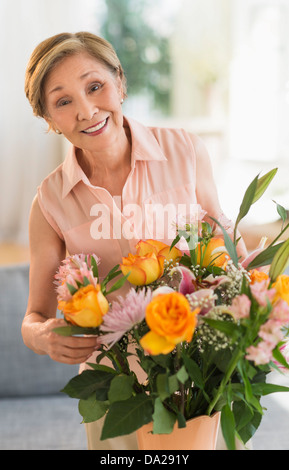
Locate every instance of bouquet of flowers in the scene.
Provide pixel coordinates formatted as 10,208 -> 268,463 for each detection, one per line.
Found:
55,169 -> 289,450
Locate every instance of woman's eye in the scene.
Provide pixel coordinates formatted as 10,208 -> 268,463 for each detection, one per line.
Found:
57,99 -> 70,107
90,83 -> 102,93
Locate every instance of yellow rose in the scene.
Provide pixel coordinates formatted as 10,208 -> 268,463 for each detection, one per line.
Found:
272,274 -> 289,305
136,239 -> 182,264
58,284 -> 109,327
197,237 -> 228,267
120,252 -> 164,286
140,292 -> 199,355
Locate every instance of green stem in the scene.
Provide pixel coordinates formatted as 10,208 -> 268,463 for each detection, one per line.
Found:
110,344 -> 144,394
176,344 -> 185,415
111,344 -> 130,374
206,348 -> 243,416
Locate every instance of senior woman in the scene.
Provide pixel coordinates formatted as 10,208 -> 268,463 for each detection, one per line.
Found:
21,32 -> 247,450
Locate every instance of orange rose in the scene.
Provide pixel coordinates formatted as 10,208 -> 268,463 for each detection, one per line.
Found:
249,269 -> 269,285
120,252 -> 164,286
136,239 -> 182,264
197,237 -> 228,267
271,274 -> 289,305
140,292 -> 199,355
58,284 -> 109,327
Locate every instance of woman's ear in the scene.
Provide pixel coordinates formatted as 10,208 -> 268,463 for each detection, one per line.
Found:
44,115 -> 60,134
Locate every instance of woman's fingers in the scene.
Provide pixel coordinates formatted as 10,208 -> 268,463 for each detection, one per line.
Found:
43,318 -> 99,364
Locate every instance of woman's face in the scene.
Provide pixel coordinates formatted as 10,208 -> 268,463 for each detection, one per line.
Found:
44,52 -> 124,153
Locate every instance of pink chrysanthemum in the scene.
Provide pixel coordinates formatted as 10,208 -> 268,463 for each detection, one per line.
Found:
55,253 -> 100,301
99,288 -> 153,348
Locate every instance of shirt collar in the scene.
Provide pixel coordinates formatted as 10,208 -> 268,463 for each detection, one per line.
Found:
62,116 -> 167,198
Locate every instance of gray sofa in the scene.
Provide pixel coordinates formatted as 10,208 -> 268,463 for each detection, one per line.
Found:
0,263 -> 87,450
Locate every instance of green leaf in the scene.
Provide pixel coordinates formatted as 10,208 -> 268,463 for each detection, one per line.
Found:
235,175 -> 258,232
272,346 -> 289,370
66,282 -> 78,296
176,365 -> 189,384
253,168 -> 277,204
210,216 -> 239,267
247,242 -> 284,270
170,234 -> 181,251
273,200 -> 287,224
157,367 -> 189,401
203,317 -> 240,340
234,169 -> 277,241
152,397 -> 176,434
168,374 -> 179,395
182,356 -> 204,390
90,255 -> 99,279
252,382 -> 289,396
237,410 -> 262,445
156,373 -> 170,401
102,265 -> 121,286
269,238 -> 289,281
61,369 -> 115,400
105,272 -> 130,295
237,362 -> 263,413
53,325 -> 99,336
101,394 -> 153,440
82,276 -> 91,286
78,394 -> 108,423
86,363 -> 118,374
108,374 -> 135,404
221,404 -> 236,450
233,400 -> 254,432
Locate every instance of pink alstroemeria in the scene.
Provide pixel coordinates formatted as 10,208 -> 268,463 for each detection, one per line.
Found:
99,288 -> 153,348
258,319 -> 285,348
55,253 -> 100,301
250,279 -> 276,307
229,294 -> 251,320
270,299 -> 289,324
246,342 -> 274,365
174,205 -> 207,234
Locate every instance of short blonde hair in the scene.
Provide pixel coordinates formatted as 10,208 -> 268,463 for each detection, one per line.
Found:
25,31 -> 127,118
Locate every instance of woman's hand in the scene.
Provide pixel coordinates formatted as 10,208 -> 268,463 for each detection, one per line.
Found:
22,314 -> 100,364
38,317 -> 99,364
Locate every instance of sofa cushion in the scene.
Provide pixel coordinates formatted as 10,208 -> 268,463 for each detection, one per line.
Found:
0,395 -> 87,450
0,263 -> 79,397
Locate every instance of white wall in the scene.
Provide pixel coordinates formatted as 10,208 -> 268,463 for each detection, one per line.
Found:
0,0 -> 101,243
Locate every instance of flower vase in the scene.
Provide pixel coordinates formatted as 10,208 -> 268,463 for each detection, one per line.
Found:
136,412 -> 220,450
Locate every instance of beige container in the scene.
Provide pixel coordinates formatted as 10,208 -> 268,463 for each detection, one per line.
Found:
136,412 -> 221,450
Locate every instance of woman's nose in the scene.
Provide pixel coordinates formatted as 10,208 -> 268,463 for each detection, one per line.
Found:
77,98 -> 99,121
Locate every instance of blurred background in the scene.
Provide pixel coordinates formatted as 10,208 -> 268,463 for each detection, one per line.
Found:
1,0 -> 289,264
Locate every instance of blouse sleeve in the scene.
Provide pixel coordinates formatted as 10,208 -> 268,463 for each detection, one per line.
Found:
37,185 -> 64,241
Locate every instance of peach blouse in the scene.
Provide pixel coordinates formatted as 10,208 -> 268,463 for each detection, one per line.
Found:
37,117 -> 202,282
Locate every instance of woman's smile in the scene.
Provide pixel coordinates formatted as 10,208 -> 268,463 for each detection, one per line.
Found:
81,117 -> 109,135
